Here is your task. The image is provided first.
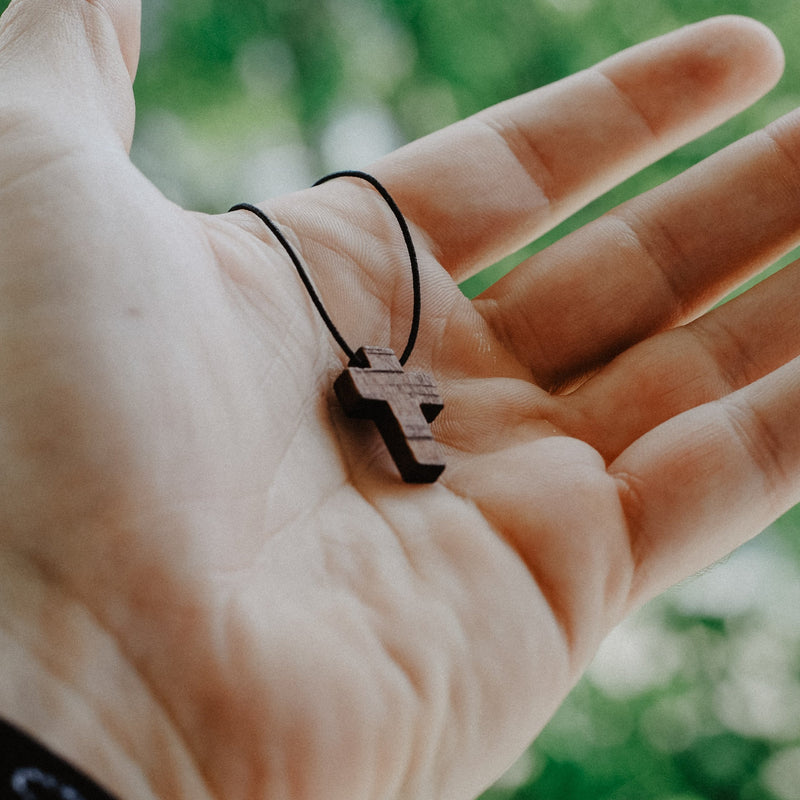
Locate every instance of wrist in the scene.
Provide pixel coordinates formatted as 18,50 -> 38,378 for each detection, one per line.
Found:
0,552 -> 209,800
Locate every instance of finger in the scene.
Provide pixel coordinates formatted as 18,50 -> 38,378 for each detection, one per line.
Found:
0,0 -> 141,149
610,358 -> 800,611
482,104 -> 800,390
558,256 -> 800,460
371,16 -> 783,282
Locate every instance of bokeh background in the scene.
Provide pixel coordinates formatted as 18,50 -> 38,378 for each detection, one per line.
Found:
8,0 -> 800,797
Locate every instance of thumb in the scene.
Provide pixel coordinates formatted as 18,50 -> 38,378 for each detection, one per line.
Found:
0,0 -> 141,149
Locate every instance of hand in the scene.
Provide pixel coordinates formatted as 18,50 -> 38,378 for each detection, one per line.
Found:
0,3 -> 794,799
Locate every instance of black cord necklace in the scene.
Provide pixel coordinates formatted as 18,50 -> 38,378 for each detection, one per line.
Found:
230,170 -> 445,484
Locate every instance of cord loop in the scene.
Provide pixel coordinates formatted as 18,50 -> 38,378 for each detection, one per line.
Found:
230,170 -> 422,366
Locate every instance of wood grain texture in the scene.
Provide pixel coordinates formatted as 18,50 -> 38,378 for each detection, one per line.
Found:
334,346 -> 445,483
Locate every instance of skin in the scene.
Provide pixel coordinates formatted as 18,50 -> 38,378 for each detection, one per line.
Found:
0,1 -> 798,798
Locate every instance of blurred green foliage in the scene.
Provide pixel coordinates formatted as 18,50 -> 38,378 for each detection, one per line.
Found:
4,0 -> 800,797
131,0 -> 800,294
483,515 -> 800,800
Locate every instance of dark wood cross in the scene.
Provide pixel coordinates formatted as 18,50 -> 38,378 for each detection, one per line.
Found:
334,346 -> 445,483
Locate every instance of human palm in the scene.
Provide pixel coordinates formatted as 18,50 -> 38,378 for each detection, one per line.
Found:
2,3 -> 800,800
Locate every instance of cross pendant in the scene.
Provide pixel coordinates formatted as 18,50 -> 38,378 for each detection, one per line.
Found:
333,346 -> 445,483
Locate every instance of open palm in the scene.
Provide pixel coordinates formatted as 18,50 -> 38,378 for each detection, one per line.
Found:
1,3 -> 799,799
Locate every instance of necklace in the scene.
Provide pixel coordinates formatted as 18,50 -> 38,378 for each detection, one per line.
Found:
230,170 -> 445,484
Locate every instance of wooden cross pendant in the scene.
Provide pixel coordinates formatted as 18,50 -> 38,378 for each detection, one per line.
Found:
334,346 -> 445,483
